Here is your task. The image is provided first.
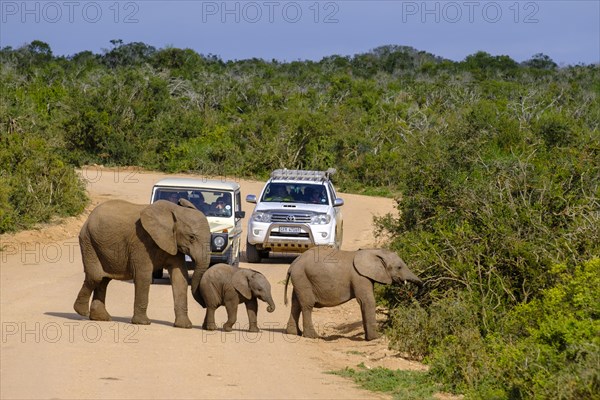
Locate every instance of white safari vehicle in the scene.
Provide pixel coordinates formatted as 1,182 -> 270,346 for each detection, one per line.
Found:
245,169 -> 344,263
150,178 -> 245,279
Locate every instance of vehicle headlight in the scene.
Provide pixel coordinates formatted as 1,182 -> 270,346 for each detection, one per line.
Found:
211,234 -> 228,251
252,212 -> 272,223
311,214 -> 331,225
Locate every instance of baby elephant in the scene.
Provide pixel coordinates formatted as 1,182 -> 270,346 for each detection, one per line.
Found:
284,246 -> 423,341
199,264 -> 276,332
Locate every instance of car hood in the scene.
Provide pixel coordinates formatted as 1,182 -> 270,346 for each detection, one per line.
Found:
208,219 -> 234,233
254,202 -> 331,214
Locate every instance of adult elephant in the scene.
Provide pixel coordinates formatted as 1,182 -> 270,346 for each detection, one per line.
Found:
284,246 -> 422,341
74,199 -> 211,328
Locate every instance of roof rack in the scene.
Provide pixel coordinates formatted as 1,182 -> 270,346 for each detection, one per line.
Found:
270,168 -> 336,182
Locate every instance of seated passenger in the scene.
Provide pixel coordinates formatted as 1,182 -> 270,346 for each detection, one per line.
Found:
265,185 -> 293,202
304,187 -> 325,204
211,195 -> 232,217
166,192 -> 180,203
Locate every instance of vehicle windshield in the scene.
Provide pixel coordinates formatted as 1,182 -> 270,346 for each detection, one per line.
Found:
153,188 -> 232,217
260,183 -> 328,204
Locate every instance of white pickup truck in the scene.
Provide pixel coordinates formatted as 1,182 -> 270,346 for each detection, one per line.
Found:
150,178 -> 245,280
245,169 -> 344,263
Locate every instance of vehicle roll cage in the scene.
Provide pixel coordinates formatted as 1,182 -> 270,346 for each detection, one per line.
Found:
270,168 -> 336,182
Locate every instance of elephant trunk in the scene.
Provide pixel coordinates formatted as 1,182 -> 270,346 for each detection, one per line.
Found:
190,248 -> 210,307
406,276 -> 423,288
265,296 -> 276,313
399,268 -> 423,288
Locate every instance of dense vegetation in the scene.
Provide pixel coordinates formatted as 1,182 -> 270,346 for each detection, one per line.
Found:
1,40 -> 598,398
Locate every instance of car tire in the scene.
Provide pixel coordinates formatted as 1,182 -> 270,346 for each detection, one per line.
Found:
246,240 -> 262,263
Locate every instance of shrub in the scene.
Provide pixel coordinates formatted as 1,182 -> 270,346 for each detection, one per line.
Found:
0,133 -> 88,233
385,292 -> 479,361
386,259 -> 600,399
489,258 -> 600,399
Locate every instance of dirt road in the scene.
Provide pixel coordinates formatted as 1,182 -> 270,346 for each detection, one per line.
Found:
1,167 -> 425,399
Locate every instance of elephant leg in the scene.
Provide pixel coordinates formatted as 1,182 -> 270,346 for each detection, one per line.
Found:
244,298 -> 259,332
300,305 -> 318,339
168,265 -> 192,329
290,285 -> 318,338
74,243 -> 103,317
223,300 -> 239,332
354,283 -> 380,341
90,277 -> 112,321
74,279 -> 96,317
131,271 -> 152,325
203,307 -> 217,330
285,291 -> 302,336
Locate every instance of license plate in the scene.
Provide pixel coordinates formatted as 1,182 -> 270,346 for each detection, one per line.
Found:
279,226 -> 302,234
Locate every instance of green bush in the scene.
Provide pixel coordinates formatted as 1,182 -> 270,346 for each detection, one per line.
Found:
385,260 -> 600,399
0,133 -> 88,233
488,258 -> 600,399
385,292 -> 479,361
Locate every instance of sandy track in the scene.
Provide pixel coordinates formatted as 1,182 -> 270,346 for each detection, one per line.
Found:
1,167 -> 426,400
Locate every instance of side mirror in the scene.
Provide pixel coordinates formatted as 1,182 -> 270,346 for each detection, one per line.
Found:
246,194 -> 257,204
235,211 -> 246,219
333,198 -> 344,207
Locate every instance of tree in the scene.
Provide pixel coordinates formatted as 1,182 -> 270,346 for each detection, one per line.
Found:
27,40 -> 52,58
462,51 -> 519,77
102,41 -> 157,68
523,53 -> 558,70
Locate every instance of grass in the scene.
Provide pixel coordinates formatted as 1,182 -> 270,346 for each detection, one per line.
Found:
328,363 -> 447,400
346,350 -> 366,356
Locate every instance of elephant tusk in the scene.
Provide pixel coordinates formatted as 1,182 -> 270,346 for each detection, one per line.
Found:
404,280 -> 407,285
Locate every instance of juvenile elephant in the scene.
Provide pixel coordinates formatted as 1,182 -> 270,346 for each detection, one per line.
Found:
198,264 -> 275,332
284,246 -> 422,341
74,199 -> 211,328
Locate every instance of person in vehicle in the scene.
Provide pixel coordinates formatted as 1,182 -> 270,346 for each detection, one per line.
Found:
167,192 -> 180,203
265,184 -> 293,201
211,194 -> 232,217
304,187 -> 325,204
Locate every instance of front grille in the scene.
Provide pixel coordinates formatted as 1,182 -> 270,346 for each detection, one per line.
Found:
271,213 -> 312,223
270,232 -> 310,238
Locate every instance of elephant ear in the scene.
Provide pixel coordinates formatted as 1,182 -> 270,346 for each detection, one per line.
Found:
232,269 -> 252,299
140,201 -> 178,256
178,198 -> 197,210
353,250 -> 392,284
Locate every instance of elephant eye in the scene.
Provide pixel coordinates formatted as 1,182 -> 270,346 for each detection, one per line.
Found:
189,235 -> 196,242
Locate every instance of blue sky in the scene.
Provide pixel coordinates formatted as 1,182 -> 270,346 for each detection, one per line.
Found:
1,1 -> 599,64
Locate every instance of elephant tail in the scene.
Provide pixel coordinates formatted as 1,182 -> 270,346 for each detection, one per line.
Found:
284,269 -> 291,306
